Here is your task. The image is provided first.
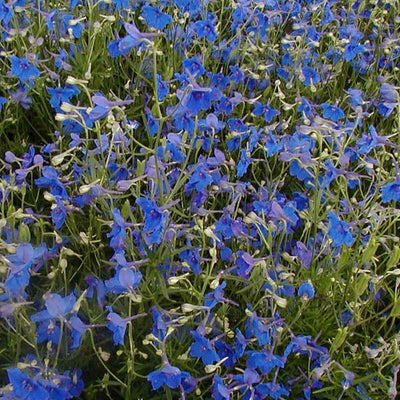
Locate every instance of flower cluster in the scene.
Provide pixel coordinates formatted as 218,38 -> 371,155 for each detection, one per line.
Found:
0,0 -> 399,398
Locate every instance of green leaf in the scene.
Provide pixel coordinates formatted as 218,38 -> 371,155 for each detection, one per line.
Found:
354,273 -> 370,297
19,223 -> 31,242
331,327 -> 348,353
390,299 -> 400,317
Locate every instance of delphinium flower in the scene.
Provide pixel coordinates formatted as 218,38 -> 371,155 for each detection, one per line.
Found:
381,180 -> 400,203
136,198 -> 167,245
190,330 -> 221,366
142,5 -> 173,30
327,212 -> 355,247
31,293 -> 76,344
204,281 -> 239,309
9,56 -> 40,84
356,125 -> 395,155
109,22 -> 163,57
180,245 -> 202,275
106,208 -> 129,250
1,357 -> 84,399
298,281 -> 315,300
106,306 -> 146,345
193,19 -> 218,42
3,243 -> 47,299
378,83 -> 398,117
35,166 -> 69,199
321,103 -> 346,122
105,266 -> 142,294
148,363 -> 191,391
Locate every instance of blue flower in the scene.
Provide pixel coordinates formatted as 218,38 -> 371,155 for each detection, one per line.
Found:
106,306 -> 128,345
212,376 -> 231,400
190,331 -> 220,365
148,363 -> 191,390
105,267 -> 142,294
7,368 -> 49,400
298,281 -> 315,299
194,20 -> 218,42
302,66 -> 320,86
183,58 -> 205,77
321,103 -> 345,121
69,315 -> 88,349
4,243 -> 46,298
0,96 -> 7,110
51,200 -> 68,229
229,65 -> 244,83
35,166 -> 69,199
31,293 -> 76,322
256,382 -> 290,400
381,181 -> 400,202
136,198 -> 167,245
344,43 -> 365,61
237,149 -> 251,178
142,6 -> 173,30
245,312 -> 271,346
180,247 -> 202,274
157,74 -> 170,101
184,87 -> 213,115
47,85 -> 80,111
37,320 -> 61,344
235,251 -> 256,278
327,212 -> 355,247
114,22 -> 161,56
247,351 -> 285,374
186,166 -> 212,193
10,56 -> 40,83
107,209 -> 128,250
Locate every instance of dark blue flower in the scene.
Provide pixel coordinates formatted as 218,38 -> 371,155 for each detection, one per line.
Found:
106,306 -> 128,345
136,198 -> 167,245
10,56 -> 40,83
247,350 -> 285,374
237,149 -> 251,178
37,320 -> 61,344
7,368 -> 49,400
105,267 -> 142,294
194,20 -> 218,42
148,363 -> 191,390
184,87 -> 213,115
302,66 -> 320,86
142,6 -> 173,30
327,212 -> 355,247
298,281 -> 315,299
321,103 -> 345,121
35,166 -> 69,199
51,200 -> 68,229
190,331 -> 220,365
381,181 -> 400,202
31,293 -> 76,322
